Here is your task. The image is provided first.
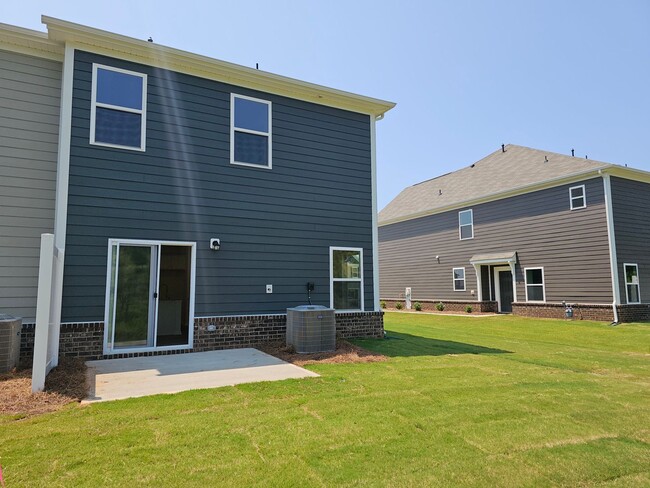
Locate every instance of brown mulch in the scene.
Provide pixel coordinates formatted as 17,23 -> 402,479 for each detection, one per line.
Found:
0,358 -> 88,418
257,339 -> 387,367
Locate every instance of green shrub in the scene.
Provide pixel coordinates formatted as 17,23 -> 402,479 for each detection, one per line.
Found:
414,301 -> 422,311
436,302 -> 445,312
465,305 -> 473,314
380,300 -> 386,309
395,302 -> 403,310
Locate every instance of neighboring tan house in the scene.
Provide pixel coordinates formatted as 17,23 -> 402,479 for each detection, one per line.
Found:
378,144 -> 650,322
0,17 -> 394,364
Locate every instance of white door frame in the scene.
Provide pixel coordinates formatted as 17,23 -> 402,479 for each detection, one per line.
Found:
493,265 -> 516,313
103,238 -> 196,355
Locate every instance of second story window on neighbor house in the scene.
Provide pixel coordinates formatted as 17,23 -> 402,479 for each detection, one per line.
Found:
90,64 -> 147,151
459,209 -> 473,240
231,94 -> 272,169
330,247 -> 363,311
525,267 -> 546,302
453,267 -> 466,291
624,263 -> 640,304
569,185 -> 586,210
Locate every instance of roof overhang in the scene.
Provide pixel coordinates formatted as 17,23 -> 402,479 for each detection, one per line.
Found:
379,165 -> 650,227
41,16 -> 395,117
470,252 -> 517,266
0,22 -> 63,61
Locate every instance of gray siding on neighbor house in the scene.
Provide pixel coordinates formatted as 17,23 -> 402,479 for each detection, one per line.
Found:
611,176 -> 650,304
379,177 -> 613,304
62,50 -> 374,322
0,50 -> 61,322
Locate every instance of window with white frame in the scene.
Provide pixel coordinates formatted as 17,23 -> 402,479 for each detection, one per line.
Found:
330,247 -> 363,310
453,267 -> 465,291
624,263 -> 640,304
525,267 -> 545,302
91,64 -> 147,151
569,185 -> 586,210
459,209 -> 473,240
231,94 -> 272,168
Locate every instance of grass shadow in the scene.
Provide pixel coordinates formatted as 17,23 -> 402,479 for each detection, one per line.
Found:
354,331 -> 512,358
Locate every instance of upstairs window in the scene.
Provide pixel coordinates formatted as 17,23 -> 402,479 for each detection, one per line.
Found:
91,64 -> 147,151
453,267 -> 466,291
525,267 -> 545,302
459,209 -> 473,240
330,247 -> 363,311
231,94 -> 272,169
570,185 -> 586,210
624,264 -> 640,304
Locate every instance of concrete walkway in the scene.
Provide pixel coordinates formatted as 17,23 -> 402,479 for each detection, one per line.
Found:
84,348 -> 319,403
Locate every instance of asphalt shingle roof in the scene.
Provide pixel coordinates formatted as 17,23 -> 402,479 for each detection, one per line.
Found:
378,144 -> 613,225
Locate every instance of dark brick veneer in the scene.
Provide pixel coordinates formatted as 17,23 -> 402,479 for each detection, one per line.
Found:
19,311 -> 384,365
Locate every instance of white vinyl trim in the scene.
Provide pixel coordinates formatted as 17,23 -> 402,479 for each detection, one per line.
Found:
330,246 -> 364,312
623,263 -> 641,304
459,209 -> 474,240
452,267 -> 466,292
103,238 -> 196,355
90,63 -> 147,151
370,115 -> 380,311
602,173 -> 621,321
230,93 -> 272,169
524,267 -> 546,302
569,184 -> 586,210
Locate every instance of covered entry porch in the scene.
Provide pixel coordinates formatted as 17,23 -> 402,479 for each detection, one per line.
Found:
470,252 -> 518,313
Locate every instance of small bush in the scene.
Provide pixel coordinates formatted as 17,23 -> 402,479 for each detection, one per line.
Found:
380,300 -> 386,309
414,301 -> 422,311
465,305 -> 473,314
395,302 -> 403,310
436,302 -> 445,312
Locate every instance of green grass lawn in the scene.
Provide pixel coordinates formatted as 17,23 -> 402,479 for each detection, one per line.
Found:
1,313 -> 648,487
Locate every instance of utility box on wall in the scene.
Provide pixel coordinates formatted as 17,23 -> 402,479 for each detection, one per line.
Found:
0,313 -> 22,372
286,305 -> 335,353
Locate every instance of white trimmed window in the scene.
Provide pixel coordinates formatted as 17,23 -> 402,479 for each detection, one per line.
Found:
570,185 -> 586,210
453,267 -> 465,291
525,267 -> 545,302
231,93 -> 272,169
330,247 -> 363,311
459,209 -> 473,240
91,64 -> 147,151
624,263 -> 640,304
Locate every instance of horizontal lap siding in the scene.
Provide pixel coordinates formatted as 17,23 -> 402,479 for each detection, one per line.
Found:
611,177 -> 650,304
379,178 -> 612,303
63,50 -> 373,322
0,50 -> 61,321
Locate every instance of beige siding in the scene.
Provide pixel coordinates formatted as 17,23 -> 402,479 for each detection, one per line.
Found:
379,178 -> 613,304
0,50 -> 61,322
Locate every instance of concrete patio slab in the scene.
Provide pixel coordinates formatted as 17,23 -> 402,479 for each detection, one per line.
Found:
84,348 -> 319,403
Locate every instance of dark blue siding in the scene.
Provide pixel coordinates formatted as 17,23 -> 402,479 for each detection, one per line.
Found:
62,50 -> 374,321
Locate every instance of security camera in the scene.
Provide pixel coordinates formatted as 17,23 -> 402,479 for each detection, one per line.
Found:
209,238 -> 221,251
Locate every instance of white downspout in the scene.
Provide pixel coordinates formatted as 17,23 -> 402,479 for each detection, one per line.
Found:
601,171 -> 620,323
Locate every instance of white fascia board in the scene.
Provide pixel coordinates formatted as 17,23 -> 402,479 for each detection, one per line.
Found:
0,23 -> 63,61
378,169 -> 608,227
42,16 -> 396,117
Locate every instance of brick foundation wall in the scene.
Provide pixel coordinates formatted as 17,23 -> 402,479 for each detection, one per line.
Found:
512,303 -> 615,321
18,311 -> 384,365
616,304 -> 650,322
20,322 -> 104,367
381,299 -> 497,313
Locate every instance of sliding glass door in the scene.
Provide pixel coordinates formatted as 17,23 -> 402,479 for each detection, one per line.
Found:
105,240 -> 195,353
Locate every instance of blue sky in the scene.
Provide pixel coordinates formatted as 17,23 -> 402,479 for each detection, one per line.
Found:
4,1 -> 649,209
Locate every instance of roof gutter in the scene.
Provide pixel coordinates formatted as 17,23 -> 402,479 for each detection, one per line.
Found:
41,16 -> 396,118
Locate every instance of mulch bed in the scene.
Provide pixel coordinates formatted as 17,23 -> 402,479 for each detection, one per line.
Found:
0,359 -> 88,418
257,339 -> 387,367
